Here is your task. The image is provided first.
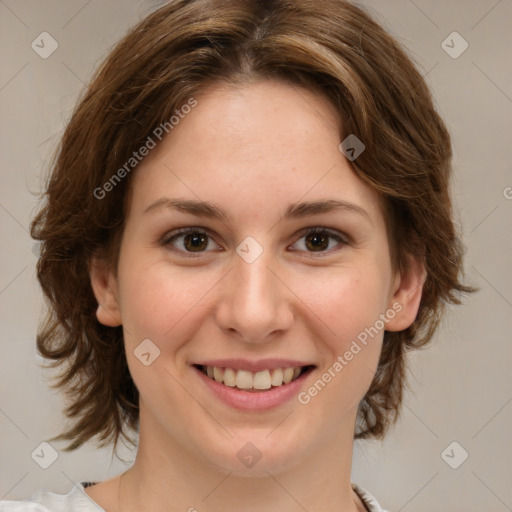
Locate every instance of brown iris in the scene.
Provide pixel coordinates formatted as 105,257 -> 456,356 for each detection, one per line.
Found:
304,232 -> 329,251
183,232 -> 209,252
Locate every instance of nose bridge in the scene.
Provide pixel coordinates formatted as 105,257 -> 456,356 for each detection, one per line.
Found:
216,240 -> 293,342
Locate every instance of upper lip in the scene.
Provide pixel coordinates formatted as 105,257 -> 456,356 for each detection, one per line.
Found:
192,359 -> 316,373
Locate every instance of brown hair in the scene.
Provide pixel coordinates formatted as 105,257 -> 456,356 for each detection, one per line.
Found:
30,0 -> 474,452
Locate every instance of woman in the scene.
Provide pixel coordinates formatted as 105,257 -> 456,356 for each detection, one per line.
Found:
0,0 -> 473,510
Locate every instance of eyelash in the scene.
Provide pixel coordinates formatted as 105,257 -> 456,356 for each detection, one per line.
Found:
160,226 -> 349,257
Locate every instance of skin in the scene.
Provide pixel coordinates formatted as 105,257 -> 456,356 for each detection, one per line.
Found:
88,79 -> 424,512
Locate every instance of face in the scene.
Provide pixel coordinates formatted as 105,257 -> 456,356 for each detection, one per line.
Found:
92,79 -> 423,476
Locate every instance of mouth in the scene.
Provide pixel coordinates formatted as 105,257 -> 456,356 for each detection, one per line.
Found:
193,364 -> 316,393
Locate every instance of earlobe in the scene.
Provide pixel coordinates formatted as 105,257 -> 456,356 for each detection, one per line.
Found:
89,256 -> 122,327
385,255 -> 426,332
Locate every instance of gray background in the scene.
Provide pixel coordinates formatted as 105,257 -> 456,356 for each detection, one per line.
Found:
1,1 -> 511,511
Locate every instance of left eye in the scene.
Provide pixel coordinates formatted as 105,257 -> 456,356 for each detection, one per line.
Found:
290,227 -> 347,253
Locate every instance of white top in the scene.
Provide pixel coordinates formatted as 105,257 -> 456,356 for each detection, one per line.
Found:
0,481 -> 389,511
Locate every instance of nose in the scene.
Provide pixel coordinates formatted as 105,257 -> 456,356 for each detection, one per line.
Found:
215,242 -> 294,344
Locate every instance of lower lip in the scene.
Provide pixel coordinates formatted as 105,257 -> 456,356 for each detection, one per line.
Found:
193,367 -> 314,411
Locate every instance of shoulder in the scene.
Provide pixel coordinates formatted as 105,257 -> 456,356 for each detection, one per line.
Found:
0,482 -> 104,512
3,481 -> 386,512
352,482 -> 390,512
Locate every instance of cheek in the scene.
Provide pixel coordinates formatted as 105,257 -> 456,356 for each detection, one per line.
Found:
292,267 -> 388,408
297,265 -> 389,344
116,252 -> 224,359
117,257 -> 215,410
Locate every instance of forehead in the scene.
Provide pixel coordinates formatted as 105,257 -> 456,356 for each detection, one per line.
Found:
127,80 -> 386,226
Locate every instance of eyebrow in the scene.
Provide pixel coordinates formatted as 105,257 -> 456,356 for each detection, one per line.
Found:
143,197 -> 371,224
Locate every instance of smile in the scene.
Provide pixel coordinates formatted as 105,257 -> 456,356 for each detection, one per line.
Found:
196,365 -> 314,392
192,361 -> 316,410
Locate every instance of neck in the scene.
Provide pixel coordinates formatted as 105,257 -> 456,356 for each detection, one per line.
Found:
117,407 -> 364,512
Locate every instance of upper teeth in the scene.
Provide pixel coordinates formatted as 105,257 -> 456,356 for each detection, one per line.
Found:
203,366 -> 303,390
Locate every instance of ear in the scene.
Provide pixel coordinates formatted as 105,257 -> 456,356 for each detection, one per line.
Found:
89,256 -> 122,327
385,254 -> 426,332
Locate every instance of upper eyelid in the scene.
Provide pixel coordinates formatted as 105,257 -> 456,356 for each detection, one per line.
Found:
160,227 -> 219,247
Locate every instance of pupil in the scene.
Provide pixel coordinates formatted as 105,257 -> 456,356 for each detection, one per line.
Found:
306,233 -> 328,251
185,233 -> 207,251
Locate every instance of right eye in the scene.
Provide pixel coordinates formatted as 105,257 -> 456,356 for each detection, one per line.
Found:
161,227 -> 222,256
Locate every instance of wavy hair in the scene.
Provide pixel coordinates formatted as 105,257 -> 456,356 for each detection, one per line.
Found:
30,0 -> 474,452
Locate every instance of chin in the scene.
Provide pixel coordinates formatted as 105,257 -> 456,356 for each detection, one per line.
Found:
197,425 -> 315,478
